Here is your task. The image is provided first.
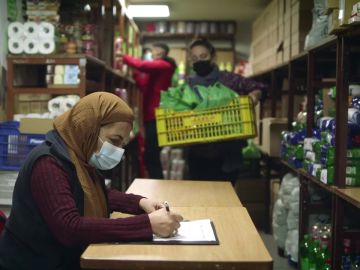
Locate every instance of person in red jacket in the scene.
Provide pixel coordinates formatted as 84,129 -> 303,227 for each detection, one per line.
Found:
122,43 -> 176,179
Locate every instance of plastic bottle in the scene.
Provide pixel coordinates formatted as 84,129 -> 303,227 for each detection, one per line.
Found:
309,240 -> 321,270
342,239 -> 352,270
352,256 -> 360,269
300,234 -> 312,270
316,234 -> 331,269
348,108 -> 360,125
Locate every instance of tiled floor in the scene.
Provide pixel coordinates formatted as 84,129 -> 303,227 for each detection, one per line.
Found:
259,231 -> 295,270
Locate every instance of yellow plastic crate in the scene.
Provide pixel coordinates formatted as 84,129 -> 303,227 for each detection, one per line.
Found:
155,96 -> 257,147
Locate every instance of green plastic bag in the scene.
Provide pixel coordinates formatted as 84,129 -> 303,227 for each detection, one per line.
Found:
242,140 -> 261,159
194,82 -> 239,110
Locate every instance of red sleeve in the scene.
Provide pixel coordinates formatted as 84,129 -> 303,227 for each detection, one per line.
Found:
31,156 -> 153,247
107,188 -> 145,214
133,70 -> 149,92
123,55 -> 171,72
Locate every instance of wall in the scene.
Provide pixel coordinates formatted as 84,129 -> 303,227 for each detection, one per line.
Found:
234,20 -> 252,59
0,0 -> 8,121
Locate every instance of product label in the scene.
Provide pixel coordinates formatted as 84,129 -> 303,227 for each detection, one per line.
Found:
320,169 -> 327,184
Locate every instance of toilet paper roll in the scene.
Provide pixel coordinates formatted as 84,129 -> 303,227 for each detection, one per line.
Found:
39,39 -> 55,54
60,95 -> 80,112
23,22 -> 39,38
39,22 -> 55,38
8,38 -> 24,54
48,96 -> 65,114
24,39 -> 39,54
8,22 -> 24,38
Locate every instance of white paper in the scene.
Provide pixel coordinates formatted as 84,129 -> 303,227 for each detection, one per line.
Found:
153,219 -> 217,243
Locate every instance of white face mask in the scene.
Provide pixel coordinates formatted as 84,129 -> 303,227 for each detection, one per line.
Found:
89,137 -> 125,170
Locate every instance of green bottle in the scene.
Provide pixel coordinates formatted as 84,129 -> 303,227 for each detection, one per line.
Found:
316,235 -> 331,270
309,240 -> 321,270
300,234 -> 312,270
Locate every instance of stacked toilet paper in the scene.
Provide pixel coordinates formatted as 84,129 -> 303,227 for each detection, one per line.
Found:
48,95 -> 80,117
8,21 -> 55,54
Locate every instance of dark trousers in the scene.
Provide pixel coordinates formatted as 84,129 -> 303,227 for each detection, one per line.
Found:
144,120 -> 164,179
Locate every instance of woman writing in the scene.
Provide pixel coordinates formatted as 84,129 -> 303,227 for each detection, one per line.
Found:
0,92 -> 182,270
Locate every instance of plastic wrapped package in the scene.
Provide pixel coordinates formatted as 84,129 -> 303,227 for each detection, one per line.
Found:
272,198 -> 289,248
285,229 -> 299,263
287,209 -> 299,230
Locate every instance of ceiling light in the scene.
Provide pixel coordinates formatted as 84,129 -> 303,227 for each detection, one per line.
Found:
127,5 -> 170,18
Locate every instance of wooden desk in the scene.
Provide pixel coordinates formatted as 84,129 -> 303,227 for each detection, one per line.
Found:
126,179 -> 242,207
81,207 -> 273,270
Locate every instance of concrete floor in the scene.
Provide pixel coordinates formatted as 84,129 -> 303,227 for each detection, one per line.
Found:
259,231 -> 295,270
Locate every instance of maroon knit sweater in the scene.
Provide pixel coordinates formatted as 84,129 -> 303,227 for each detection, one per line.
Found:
30,156 -> 153,247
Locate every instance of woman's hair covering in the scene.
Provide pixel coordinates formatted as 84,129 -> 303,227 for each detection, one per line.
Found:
53,92 -> 134,217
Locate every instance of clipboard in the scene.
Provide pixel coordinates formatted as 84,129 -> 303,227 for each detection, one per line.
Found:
151,219 -> 219,245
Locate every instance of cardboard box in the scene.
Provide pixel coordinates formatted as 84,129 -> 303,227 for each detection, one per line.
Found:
235,178 -> 267,203
278,20 -> 284,43
291,0 -> 313,11
285,0 -> 292,13
281,95 -> 306,118
243,202 -> 268,230
276,50 -> 284,64
17,94 -> 52,101
284,45 -> 291,62
261,117 -> 288,157
15,101 -> 31,114
19,118 -> 53,134
328,9 -> 342,34
284,15 -> 291,38
322,88 -> 336,116
339,0 -> 359,26
326,0 -> 339,10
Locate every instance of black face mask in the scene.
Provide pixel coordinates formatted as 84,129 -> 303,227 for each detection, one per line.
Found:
193,60 -> 214,77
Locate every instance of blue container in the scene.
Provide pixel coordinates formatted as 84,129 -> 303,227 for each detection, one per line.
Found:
0,121 -> 45,170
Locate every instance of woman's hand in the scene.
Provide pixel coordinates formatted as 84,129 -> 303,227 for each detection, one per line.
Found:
148,208 -> 183,238
139,198 -> 163,214
249,89 -> 262,106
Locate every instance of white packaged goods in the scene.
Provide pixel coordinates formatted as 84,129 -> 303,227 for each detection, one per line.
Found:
7,21 -> 55,54
8,38 -> 24,54
273,173 -> 300,259
8,22 -> 24,38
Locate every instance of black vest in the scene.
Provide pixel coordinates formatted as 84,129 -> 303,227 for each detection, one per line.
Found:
0,131 -> 108,270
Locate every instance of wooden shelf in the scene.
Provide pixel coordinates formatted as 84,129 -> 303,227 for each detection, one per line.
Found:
335,187 -> 360,209
141,32 -> 235,40
298,168 -> 336,193
280,160 -> 299,174
12,87 -> 83,95
104,66 -> 135,84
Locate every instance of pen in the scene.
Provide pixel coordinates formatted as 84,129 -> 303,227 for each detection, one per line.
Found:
164,201 -> 170,212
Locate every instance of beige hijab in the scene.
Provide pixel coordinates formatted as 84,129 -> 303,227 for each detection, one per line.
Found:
53,92 -> 134,217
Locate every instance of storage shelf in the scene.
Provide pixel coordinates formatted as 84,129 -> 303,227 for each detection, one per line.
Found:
104,66 -> 135,84
280,160 -> 299,174
335,188 -> 360,209
141,32 -> 235,40
12,87 -> 83,95
299,169 -> 336,193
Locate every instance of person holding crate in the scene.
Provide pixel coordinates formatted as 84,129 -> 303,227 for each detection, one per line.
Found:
186,39 -> 266,184
120,43 -> 177,179
0,92 -> 182,270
